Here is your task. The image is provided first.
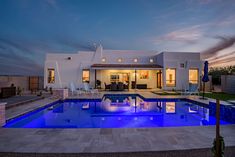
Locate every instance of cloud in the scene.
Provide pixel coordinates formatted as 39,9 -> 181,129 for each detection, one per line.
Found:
44,0 -> 59,9
201,36 -> 235,59
154,25 -> 204,44
0,36 -> 97,75
209,55 -> 235,67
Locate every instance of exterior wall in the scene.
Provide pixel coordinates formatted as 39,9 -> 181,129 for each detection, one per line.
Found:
0,76 -> 29,90
221,75 -> 235,94
44,46 -> 202,90
161,52 -> 202,91
44,46 -> 160,89
44,53 -> 94,89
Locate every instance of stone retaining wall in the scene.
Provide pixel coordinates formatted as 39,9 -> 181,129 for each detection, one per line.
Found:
0,102 -> 6,126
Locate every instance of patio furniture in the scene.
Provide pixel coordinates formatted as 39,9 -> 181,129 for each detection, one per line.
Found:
0,87 -> 16,98
110,82 -> 117,91
83,83 -> 98,95
96,80 -> 101,89
104,83 -> 111,91
136,84 -> 147,89
117,82 -> 124,91
181,83 -> 199,95
69,82 -> 83,95
131,81 -> 136,89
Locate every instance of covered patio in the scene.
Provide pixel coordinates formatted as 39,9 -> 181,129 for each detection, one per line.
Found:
91,64 -> 163,91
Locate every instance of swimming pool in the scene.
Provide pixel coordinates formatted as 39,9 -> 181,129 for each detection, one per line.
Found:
4,94 -> 234,128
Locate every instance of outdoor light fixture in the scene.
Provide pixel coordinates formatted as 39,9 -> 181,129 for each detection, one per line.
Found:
117,58 -> 122,62
101,57 -> 106,62
133,58 -> 138,63
150,58 -> 154,63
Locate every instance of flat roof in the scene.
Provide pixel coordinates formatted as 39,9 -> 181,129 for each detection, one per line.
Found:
91,64 -> 163,69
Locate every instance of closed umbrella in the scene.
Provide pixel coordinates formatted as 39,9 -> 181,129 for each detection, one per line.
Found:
202,61 -> 209,99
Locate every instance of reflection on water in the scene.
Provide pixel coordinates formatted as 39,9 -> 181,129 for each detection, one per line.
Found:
4,95 -> 232,128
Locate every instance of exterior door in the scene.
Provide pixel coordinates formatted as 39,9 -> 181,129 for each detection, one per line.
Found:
157,72 -> 162,89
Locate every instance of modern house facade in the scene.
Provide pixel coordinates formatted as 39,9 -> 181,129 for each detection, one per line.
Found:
44,45 -> 202,91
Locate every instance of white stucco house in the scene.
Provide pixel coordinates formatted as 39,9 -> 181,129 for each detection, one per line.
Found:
44,45 -> 202,91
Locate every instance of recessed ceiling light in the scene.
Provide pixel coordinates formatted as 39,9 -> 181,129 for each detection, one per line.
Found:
117,58 -> 122,62
101,58 -> 106,62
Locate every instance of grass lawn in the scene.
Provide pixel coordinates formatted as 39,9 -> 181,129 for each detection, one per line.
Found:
199,92 -> 235,101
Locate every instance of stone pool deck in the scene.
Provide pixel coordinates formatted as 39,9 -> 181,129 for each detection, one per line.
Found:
0,125 -> 235,156
0,91 -> 235,156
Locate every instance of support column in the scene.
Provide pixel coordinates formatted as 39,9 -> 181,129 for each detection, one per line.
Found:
135,69 -> 137,90
0,102 -> 6,127
95,69 -> 97,89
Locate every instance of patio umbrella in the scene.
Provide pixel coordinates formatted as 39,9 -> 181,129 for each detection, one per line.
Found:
202,61 -> 209,99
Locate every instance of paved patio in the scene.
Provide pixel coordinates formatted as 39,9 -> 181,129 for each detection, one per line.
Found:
0,125 -> 235,156
0,91 -> 235,156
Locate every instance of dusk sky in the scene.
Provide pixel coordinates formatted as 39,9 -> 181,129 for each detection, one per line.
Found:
0,0 -> 235,76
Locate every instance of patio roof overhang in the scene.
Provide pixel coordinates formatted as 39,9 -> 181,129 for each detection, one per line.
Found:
91,64 -> 163,69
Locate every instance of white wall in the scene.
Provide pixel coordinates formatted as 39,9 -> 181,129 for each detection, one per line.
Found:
162,52 -> 202,91
44,48 -> 202,91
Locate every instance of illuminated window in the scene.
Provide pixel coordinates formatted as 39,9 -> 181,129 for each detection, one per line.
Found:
133,58 -> 138,63
189,68 -> 198,84
101,57 -> 106,62
48,69 -> 55,84
117,58 -> 122,62
166,68 -> 176,87
149,58 -> 154,63
82,69 -> 90,83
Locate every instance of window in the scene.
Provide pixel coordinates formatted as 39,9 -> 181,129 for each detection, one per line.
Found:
48,69 -> 55,84
149,58 -> 154,63
133,58 -> 138,63
166,68 -> 176,87
82,69 -> 90,83
180,63 -> 185,68
189,68 -> 198,84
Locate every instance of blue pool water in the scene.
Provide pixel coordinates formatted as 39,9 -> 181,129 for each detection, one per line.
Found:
4,94 -> 234,128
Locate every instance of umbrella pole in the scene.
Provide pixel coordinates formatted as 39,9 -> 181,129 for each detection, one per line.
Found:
203,82 -> 205,99
216,99 -> 220,157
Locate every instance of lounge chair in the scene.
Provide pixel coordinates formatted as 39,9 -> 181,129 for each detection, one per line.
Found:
110,82 -> 117,91
69,82 -> 83,95
181,84 -> 199,95
104,83 -> 111,91
83,83 -> 98,95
